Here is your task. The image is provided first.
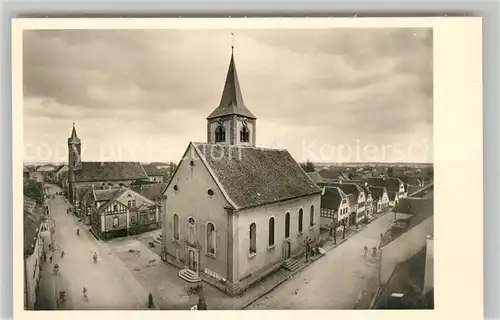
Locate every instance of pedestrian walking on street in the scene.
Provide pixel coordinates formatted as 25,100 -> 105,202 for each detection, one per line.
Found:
148,293 -> 154,309
93,252 -> 98,263
61,250 -> 65,258
43,252 -> 47,263
372,246 -> 377,257
49,255 -> 53,263
83,287 -> 88,301
363,245 -> 368,257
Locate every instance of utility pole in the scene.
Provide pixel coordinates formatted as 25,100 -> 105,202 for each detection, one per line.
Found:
332,217 -> 337,245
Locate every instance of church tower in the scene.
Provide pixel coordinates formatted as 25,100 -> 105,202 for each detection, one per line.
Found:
207,46 -> 257,147
67,122 -> 82,204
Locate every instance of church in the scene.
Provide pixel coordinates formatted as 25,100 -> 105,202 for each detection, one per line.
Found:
66,124 -> 150,223
160,48 -> 322,296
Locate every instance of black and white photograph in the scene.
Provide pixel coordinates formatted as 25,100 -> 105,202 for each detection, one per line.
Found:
13,18 -> 481,315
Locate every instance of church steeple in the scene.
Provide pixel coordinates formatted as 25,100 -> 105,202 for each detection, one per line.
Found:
67,122 -> 82,204
207,47 -> 256,120
68,122 -> 80,144
206,46 -> 257,147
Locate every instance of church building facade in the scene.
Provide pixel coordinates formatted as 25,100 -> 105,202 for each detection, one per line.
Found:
161,48 -> 321,296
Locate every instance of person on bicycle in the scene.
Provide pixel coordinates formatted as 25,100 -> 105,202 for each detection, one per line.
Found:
93,252 -> 97,263
53,264 -> 59,275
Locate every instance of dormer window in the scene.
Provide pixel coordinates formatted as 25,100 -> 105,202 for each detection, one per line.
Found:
240,125 -> 250,142
215,125 -> 226,142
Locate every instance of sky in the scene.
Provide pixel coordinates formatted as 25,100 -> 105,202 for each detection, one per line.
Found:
23,28 -> 433,164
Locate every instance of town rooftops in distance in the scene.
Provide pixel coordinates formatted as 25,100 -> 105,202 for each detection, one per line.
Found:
142,164 -> 164,176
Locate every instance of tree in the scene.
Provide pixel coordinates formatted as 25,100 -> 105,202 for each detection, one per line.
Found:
187,284 -> 207,310
300,160 -> 316,173
329,218 -> 337,245
303,236 -> 314,262
341,220 -> 347,239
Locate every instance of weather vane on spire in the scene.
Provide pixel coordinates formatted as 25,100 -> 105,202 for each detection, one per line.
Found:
231,32 -> 235,51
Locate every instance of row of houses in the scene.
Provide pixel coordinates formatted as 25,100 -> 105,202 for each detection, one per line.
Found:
23,179 -> 51,310
308,171 -> 407,229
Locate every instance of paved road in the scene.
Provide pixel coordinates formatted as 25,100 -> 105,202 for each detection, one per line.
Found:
245,213 -> 394,310
41,184 -> 150,310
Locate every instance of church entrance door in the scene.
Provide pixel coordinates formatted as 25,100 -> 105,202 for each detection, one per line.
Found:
187,248 -> 199,273
283,240 -> 291,260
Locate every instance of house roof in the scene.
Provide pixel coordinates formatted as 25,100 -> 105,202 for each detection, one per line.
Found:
75,186 -> 92,200
344,180 -> 372,195
207,49 -> 256,120
142,164 -> 163,176
24,196 -> 44,256
367,177 -> 403,193
323,182 -> 364,199
36,164 -> 56,172
73,162 -> 148,182
192,142 -> 321,209
381,198 -> 434,248
388,191 -> 398,201
96,187 -> 155,214
307,171 -> 324,183
318,169 -> 348,181
93,188 -> 121,202
347,194 -> 355,205
131,183 -> 168,201
394,198 -> 434,216
370,186 -> 388,201
23,179 -> 44,205
321,187 -> 347,210
95,189 -> 127,214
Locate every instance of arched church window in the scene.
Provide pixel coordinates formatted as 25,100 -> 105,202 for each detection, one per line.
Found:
188,217 -> 196,244
173,213 -> 180,241
206,222 -> 216,255
310,205 -> 315,227
215,125 -> 226,142
249,223 -> 257,254
285,212 -> 290,239
268,217 -> 275,247
240,125 -> 250,143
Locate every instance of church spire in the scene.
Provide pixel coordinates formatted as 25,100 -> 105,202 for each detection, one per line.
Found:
206,46 -> 256,120
68,122 -> 80,144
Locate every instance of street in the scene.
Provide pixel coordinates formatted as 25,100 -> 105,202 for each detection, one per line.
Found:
37,184 -> 150,310
245,213 -> 394,309
36,183 -> 395,310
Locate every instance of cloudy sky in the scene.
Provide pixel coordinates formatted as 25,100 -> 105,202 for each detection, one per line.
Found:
23,28 -> 433,164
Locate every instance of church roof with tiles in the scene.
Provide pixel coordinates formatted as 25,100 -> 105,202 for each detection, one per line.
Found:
190,142 -> 321,210
73,162 -> 148,183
